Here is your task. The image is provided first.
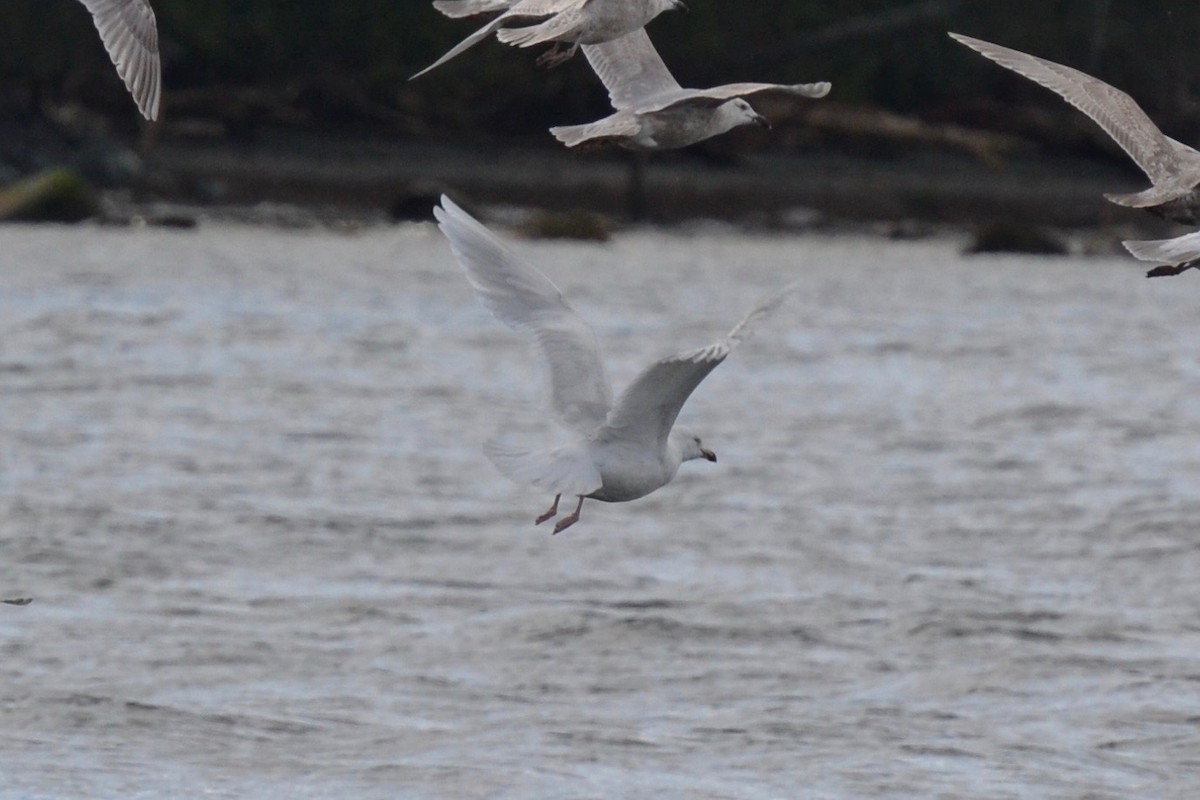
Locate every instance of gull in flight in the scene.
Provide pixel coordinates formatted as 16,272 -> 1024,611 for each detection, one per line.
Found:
433,195 -> 795,533
949,32 -> 1200,226
2,598 -> 32,606
412,0 -> 686,80
77,0 -> 162,120
1123,232 -> 1200,277
550,28 -> 830,150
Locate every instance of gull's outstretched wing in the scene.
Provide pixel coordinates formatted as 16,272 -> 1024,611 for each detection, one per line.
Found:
77,0 -> 161,120
434,196 -> 613,435
411,15 -> 507,79
1123,231 -> 1200,265
948,32 -> 1198,189
601,283 -> 797,448
582,28 -> 682,110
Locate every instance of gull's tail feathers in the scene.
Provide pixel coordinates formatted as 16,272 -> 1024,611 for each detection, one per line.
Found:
495,16 -> 567,48
410,16 -> 504,79
550,114 -> 640,148
484,439 -> 603,497
433,0 -> 512,18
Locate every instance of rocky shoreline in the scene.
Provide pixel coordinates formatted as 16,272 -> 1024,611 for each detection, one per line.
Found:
1,118 -> 1184,251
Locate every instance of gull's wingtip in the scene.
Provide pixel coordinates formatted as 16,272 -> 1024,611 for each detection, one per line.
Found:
1121,239 -> 1146,260
947,32 -> 991,52
803,81 -> 832,98
434,194 -> 467,221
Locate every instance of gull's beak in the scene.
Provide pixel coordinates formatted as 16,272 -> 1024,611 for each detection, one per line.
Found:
752,112 -> 771,129
701,447 -> 717,463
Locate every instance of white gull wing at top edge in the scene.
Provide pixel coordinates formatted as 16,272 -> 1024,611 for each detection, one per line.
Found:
433,0 -> 514,18
78,0 -> 161,120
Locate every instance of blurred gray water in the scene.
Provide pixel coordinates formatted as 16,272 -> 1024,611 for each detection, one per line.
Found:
2,219 -> 1200,799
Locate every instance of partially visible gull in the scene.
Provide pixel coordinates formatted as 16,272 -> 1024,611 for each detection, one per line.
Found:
433,195 -> 796,533
550,28 -> 830,150
77,0 -> 161,120
1123,232 -> 1200,278
412,0 -> 686,80
949,32 -> 1200,226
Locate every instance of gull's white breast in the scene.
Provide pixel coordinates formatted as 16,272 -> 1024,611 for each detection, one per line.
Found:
588,440 -> 679,502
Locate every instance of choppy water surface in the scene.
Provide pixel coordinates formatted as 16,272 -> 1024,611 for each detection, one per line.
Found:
3,218 -> 1200,798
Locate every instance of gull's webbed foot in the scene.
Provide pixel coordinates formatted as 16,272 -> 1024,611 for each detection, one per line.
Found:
535,495 -> 561,525
552,497 -> 585,534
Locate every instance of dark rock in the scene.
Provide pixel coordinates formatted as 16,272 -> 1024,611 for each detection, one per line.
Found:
966,221 -> 1068,255
516,208 -> 615,241
0,168 -> 101,222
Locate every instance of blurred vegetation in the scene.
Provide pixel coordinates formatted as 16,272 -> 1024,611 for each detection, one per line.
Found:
2,0 -> 1199,143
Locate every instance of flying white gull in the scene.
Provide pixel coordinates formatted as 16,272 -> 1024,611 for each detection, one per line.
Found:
433,195 -> 795,533
77,0 -> 162,120
412,0 -> 686,80
949,32 -> 1200,226
550,28 -> 830,150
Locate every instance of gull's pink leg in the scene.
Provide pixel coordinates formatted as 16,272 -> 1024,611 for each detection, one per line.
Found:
537,39 -> 579,68
552,496 -> 584,535
535,495 -> 561,526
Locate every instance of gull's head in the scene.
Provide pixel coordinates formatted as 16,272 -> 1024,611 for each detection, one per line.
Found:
723,98 -> 770,132
673,426 -> 717,464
